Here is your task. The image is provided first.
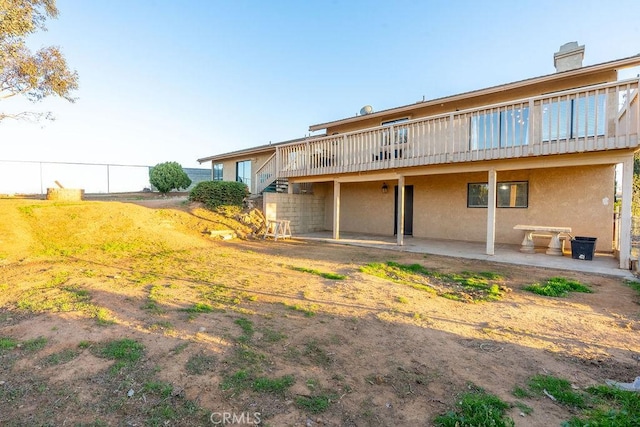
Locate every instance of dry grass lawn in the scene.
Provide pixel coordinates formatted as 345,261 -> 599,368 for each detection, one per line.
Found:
0,196 -> 639,426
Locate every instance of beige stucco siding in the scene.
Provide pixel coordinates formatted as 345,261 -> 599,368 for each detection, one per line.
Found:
335,181 -> 396,235
219,160 -> 234,182
324,165 -> 615,251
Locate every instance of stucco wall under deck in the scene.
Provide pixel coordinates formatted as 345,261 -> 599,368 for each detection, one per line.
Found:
332,181 -> 396,235
325,165 -> 615,251
411,166 -> 614,250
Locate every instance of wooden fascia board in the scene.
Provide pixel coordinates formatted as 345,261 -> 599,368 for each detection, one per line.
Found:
398,151 -> 634,176
197,146 -> 276,164
288,149 -> 637,184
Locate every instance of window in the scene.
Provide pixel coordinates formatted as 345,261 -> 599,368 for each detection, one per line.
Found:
497,182 -> 528,208
467,181 -> 528,208
470,106 -> 529,149
213,163 -> 223,181
468,183 -> 489,207
236,160 -> 251,190
381,118 -> 409,145
542,94 -> 606,140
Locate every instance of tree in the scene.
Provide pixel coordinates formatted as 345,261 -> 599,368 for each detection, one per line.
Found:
1,0 -> 79,121
149,162 -> 192,195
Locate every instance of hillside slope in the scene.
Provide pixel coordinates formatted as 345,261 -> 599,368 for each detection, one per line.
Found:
0,199 -> 262,264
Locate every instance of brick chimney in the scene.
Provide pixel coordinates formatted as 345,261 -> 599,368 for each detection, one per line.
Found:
554,42 -> 585,72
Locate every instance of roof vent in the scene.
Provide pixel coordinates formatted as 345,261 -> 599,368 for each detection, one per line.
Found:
554,41 -> 585,72
359,105 -> 374,115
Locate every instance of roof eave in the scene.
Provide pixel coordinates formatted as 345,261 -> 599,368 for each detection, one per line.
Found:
197,144 -> 276,164
197,135 -> 324,163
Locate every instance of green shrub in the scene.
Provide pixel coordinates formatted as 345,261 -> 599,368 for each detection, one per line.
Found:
149,162 -> 192,194
189,181 -> 249,209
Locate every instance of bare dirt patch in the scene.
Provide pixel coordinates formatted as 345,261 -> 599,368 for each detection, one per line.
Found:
1,196 -> 639,426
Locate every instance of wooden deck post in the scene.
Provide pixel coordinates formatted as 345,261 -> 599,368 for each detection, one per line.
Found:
333,180 -> 340,240
397,175 -> 405,246
486,168 -> 497,255
620,156 -> 633,269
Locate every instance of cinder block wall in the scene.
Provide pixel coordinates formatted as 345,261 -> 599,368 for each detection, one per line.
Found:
263,193 -> 326,234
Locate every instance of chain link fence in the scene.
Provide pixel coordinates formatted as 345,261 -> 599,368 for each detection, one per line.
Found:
0,160 -> 210,195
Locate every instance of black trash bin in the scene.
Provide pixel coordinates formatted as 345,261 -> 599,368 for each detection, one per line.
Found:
571,236 -> 597,260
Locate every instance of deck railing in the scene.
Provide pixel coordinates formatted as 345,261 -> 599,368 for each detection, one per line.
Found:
256,152 -> 277,193
256,79 -> 639,189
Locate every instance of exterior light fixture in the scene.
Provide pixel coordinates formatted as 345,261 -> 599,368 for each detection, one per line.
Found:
381,182 -> 388,193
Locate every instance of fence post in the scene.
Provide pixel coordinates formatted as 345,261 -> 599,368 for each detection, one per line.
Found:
39,162 -> 43,195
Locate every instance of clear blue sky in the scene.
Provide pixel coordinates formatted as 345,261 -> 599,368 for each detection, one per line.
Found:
1,0 -> 640,169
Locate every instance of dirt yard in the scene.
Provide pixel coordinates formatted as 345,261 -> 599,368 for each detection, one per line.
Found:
0,195 -> 639,426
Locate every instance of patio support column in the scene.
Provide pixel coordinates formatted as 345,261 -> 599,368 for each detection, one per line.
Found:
486,168 -> 497,255
397,175 -> 405,246
619,156 -> 633,269
333,180 -> 340,240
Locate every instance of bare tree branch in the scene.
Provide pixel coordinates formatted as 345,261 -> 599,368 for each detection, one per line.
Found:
0,110 -> 54,122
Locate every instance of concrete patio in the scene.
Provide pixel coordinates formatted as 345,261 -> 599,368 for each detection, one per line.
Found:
295,232 -> 637,280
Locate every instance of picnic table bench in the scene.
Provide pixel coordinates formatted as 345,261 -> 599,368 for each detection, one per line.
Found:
513,224 -> 572,256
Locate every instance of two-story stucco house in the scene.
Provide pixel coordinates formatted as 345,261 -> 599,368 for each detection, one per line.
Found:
198,43 -> 640,270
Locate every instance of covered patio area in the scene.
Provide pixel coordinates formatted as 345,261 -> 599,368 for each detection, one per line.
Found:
295,232 -> 635,279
